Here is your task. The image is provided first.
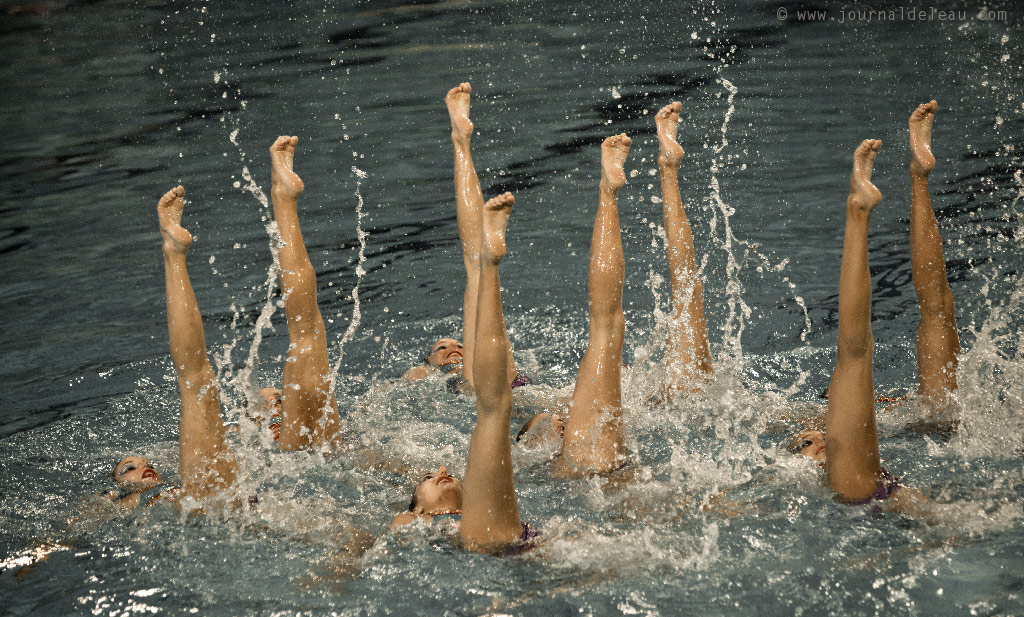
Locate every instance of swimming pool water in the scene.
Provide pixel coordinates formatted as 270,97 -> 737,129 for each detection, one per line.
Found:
2,1 -> 1023,615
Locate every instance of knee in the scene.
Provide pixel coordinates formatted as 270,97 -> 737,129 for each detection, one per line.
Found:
919,287 -> 955,320
838,331 -> 874,360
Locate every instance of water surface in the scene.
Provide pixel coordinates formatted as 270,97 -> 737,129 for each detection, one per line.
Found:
2,1 -> 1023,615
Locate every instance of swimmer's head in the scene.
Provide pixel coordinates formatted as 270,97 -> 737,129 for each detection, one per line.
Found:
788,429 -> 826,464
408,465 -> 463,515
113,456 -> 163,492
243,387 -> 283,440
245,387 -> 282,421
258,387 -> 283,414
515,412 -> 564,448
426,339 -> 464,372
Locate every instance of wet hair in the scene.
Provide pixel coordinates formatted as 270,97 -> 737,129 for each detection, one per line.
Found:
446,375 -> 469,395
408,483 -> 420,512
516,413 -> 558,443
515,419 -> 535,443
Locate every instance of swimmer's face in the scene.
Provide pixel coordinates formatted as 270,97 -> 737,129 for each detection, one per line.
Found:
113,456 -> 163,491
259,387 -> 282,414
246,387 -> 283,440
427,339 -> 464,368
789,430 -> 826,464
411,465 -> 463,515
517,412 -> 565,448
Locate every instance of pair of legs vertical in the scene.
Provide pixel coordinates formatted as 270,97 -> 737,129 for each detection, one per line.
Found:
158,138 -> 342,499
560,102 -> 713,475
460,192 -> 524,549
446,84 -> 529,547
268,136 -> 343,452
827,101 -> 960,500
445,83 -> 517,389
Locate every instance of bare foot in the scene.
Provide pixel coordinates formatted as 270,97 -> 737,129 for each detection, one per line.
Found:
848,139 -> 883,213
481,192 -> 514,264
656,102 -> 684,167
445,82 -> 474,145
600,134 -> 631,193
270,136 -> 304,197
158,185 -> 192,253
909,100 -> 937,177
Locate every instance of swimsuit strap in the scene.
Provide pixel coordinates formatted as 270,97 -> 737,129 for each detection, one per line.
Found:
140,485 -> 164,507
876,395 -> 908,404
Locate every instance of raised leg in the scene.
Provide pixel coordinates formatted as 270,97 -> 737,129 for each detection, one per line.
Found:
656,101 -> 713,394
269,136 -> 343,451
158,186 -> 237,500
447,83 -> 483,387
461,192 -> 523,550
826,140 -> 884,502
558,135 -> 631,476
445,83 -> 517,387
909,101 -> 960,405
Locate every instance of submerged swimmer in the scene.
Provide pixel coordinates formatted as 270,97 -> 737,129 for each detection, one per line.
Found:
242,387 -> 283,442
392,192 -> 539,554
263,136 -> 345,451
791,138 -> 902,505
403,83 -> 531,392
792,103 -> 959,510
518,102 -> 714,468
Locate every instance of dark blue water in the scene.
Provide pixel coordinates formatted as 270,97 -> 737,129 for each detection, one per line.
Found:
2,1 -> 1023,615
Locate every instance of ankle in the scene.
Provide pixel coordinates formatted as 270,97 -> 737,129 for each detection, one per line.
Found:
599,180 -> 622,195
162,240 -> 187,257
909,166 -> 931,181
845,197 -> 876,215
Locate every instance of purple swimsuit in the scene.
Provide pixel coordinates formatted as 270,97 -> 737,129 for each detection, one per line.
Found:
432,514 -> 540,556
848,468 -> 902,506
501,522 -> 541,556
511,372 -> 534,389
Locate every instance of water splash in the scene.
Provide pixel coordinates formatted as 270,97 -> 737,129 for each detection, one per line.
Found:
708,77 -> 750,368
327,166 -> 370,399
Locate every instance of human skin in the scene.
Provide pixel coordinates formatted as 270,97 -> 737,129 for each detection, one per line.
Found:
823,139 -> 885,502
908,101 -> 960,405
268,136 -> 344,451
656,101 -> 713,395
554,134 -> 632,477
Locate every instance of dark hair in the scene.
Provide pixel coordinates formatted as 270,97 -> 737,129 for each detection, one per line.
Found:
408,483 -> 420,511
515,420 -> 534,443
515,413 -> 546,443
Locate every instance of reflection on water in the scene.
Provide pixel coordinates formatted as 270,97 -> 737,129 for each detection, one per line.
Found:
2,0 -> 1023,615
